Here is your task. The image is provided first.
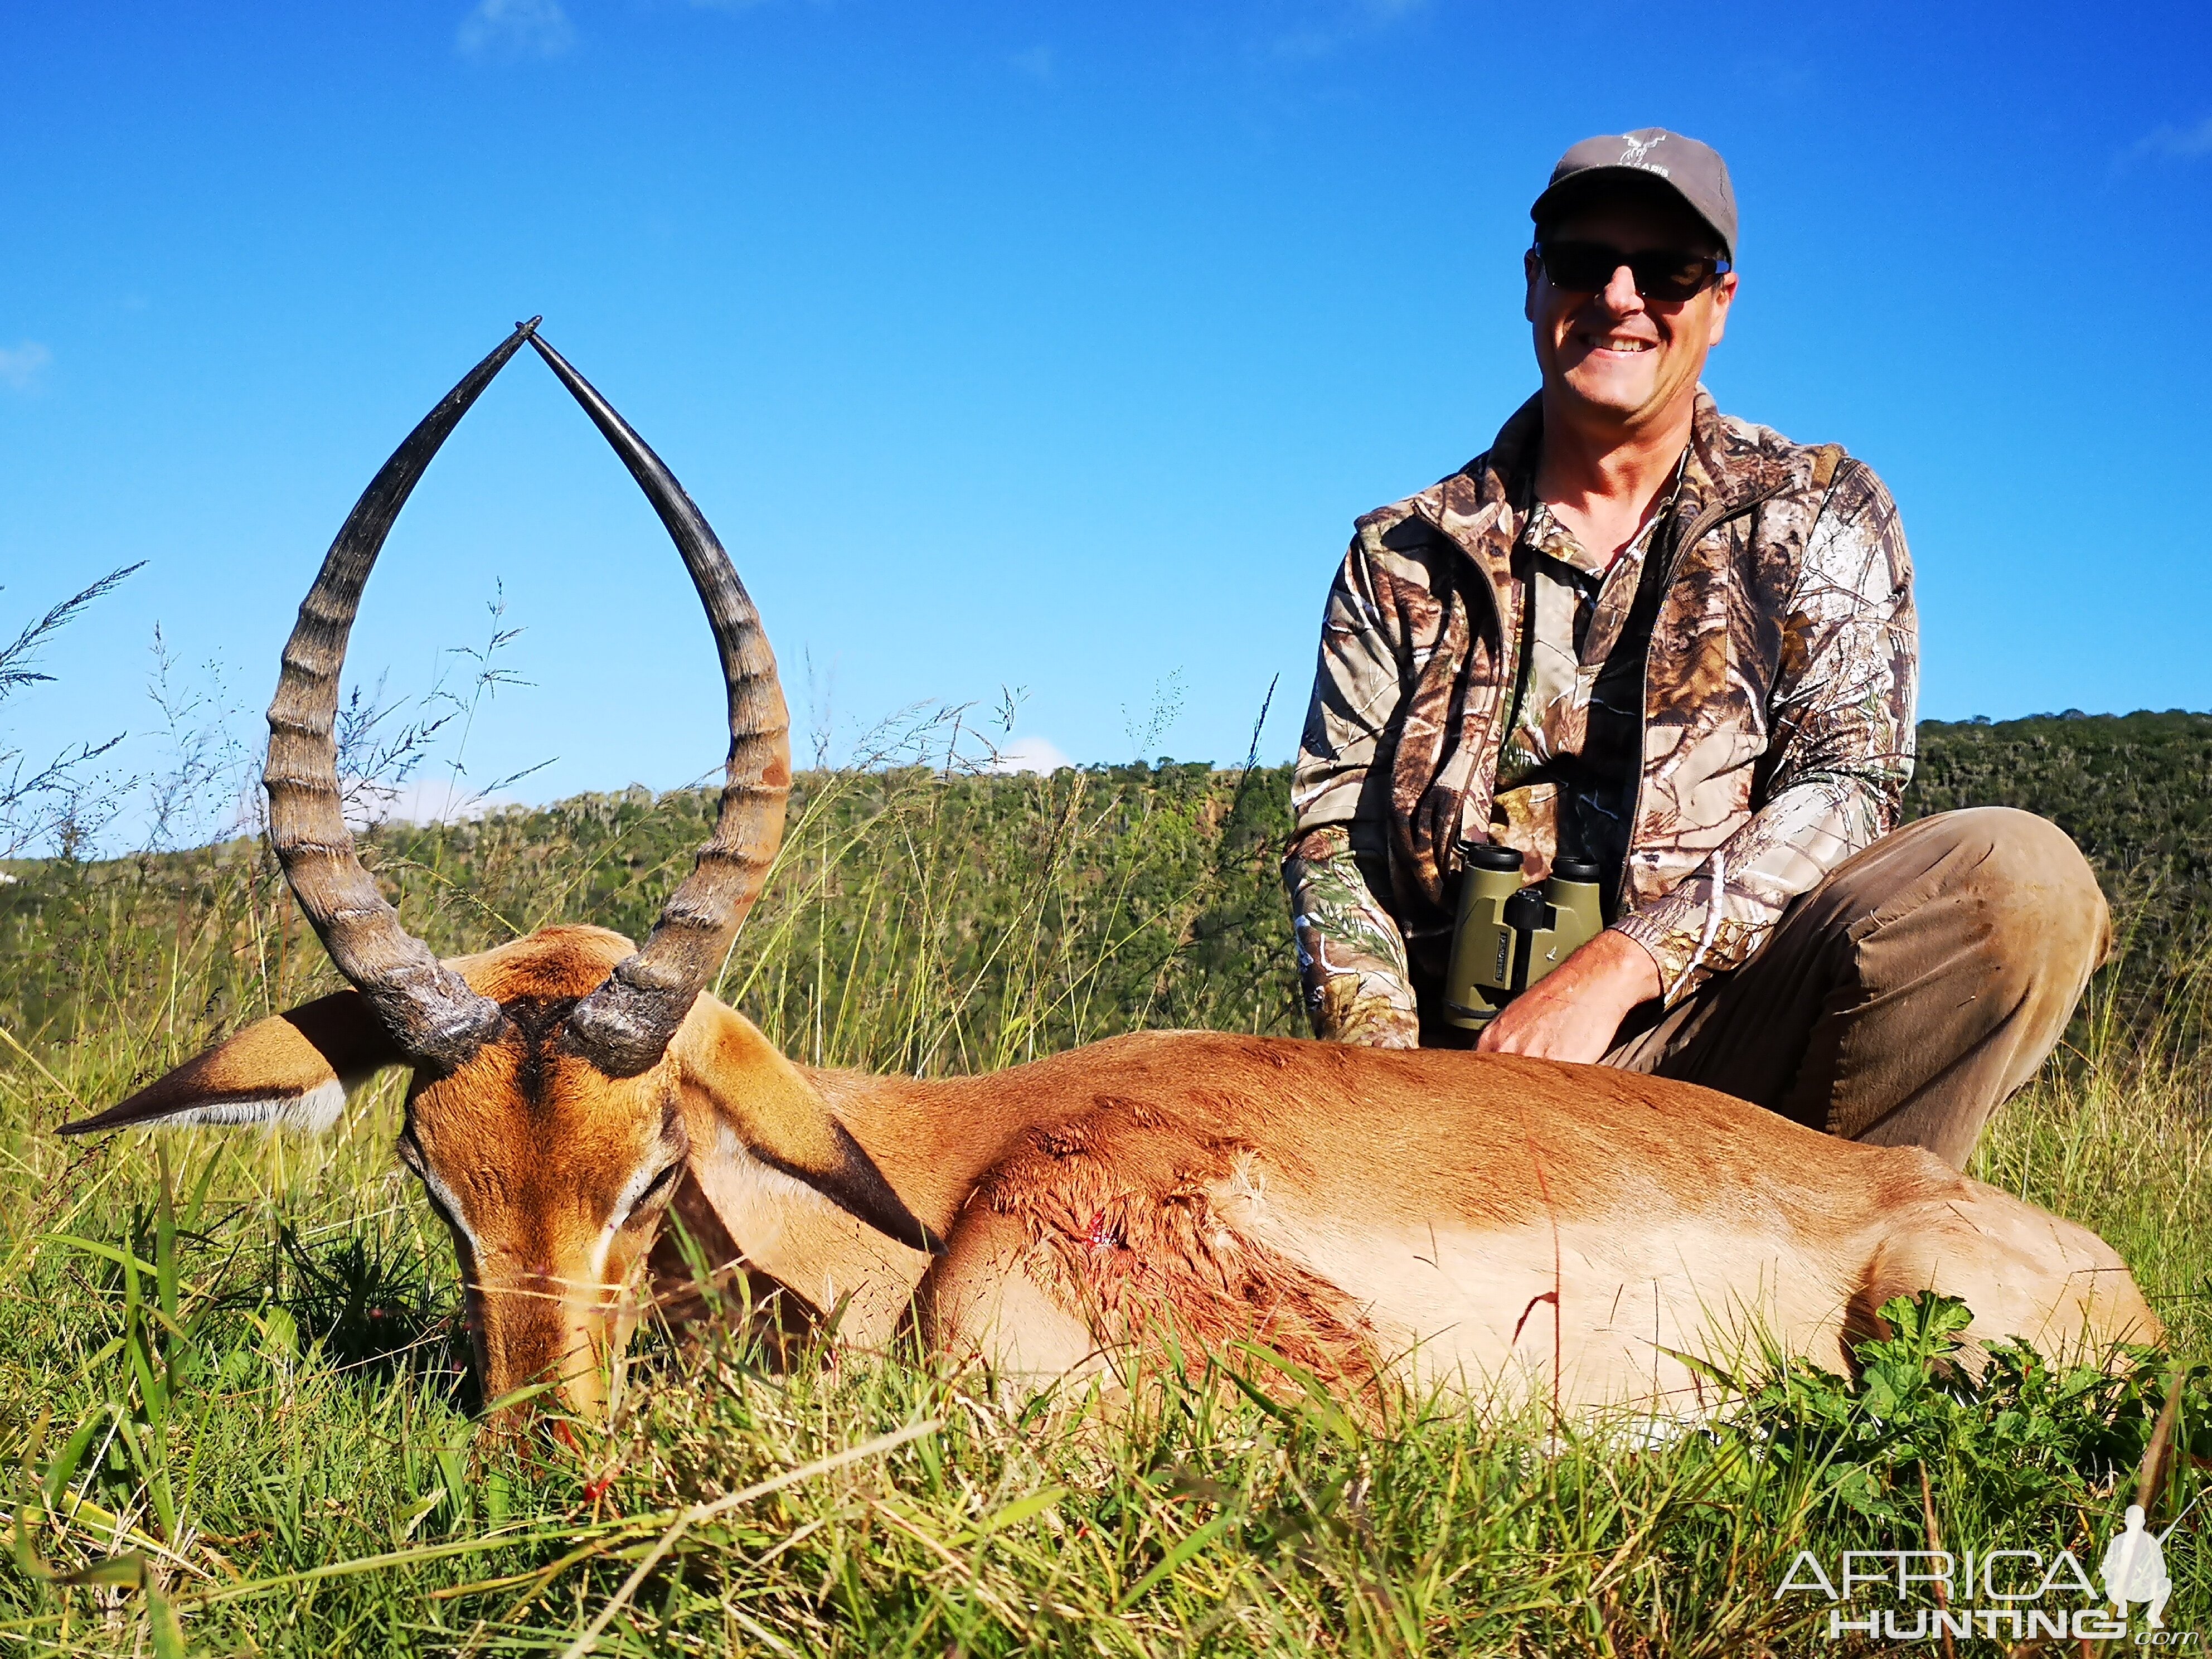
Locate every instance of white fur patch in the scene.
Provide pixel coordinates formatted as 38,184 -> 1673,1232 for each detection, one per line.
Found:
609,1160 -> 668,1229
588,1158 -> 677,1283
1205,1165 -> 1858,1414
694,1124 -> 848,1306
416,1165 -> 479,1251
160,1080 -> 346,1134
706,1124 -> 816,1204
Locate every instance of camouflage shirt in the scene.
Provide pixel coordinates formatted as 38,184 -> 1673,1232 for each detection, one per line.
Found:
1284,390 -> 1917,1047
1490,467 -> 1682,896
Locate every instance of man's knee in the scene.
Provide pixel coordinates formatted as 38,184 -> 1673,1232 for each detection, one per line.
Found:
1901,807 -> 2111,981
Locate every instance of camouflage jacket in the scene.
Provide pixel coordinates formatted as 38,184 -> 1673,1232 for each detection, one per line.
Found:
1284,390 -> 1917,1046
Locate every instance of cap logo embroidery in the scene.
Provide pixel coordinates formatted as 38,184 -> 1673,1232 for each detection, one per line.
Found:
1617,134 -> 1669,175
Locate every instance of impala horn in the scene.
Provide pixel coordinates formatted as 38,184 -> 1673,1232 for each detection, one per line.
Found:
263,322 -> 541,1068
528,333 -> 791,1078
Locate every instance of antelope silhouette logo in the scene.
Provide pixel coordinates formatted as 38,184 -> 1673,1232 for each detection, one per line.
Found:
1617,132 -> 1670,175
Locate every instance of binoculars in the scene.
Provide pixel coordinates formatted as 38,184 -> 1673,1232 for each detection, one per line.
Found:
1442,846 -> 1604,1031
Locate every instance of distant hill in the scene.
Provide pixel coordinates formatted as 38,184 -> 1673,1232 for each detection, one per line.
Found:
4,714 -> 2206,1067
1906,711 -> 2212,992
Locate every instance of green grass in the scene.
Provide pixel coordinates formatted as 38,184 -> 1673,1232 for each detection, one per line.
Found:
3,757 -> 2210,1655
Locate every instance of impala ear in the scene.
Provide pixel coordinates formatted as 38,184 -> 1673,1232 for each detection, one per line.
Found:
59,991 -> 404,1136
672,995 -> 943,1255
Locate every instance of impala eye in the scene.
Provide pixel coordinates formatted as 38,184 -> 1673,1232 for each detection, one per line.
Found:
622,1160 -> 683,1226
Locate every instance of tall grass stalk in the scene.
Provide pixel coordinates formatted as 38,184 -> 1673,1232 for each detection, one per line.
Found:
1,749 -> 2205,1653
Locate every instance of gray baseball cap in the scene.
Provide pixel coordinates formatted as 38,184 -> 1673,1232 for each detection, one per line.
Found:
1530,128 -> 1738,259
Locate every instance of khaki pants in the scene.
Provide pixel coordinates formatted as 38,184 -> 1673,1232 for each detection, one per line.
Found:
1602,808 -> 2111,1170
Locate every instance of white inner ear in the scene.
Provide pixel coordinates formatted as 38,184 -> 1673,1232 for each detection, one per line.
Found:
689,1124 -> 821,1263
157,1079 -> 346,1134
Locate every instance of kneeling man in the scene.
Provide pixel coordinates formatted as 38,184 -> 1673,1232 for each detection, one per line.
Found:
1284,128 -> 2107,1168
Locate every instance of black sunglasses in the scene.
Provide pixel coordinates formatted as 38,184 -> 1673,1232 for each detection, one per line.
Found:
1532,240 -> 1730,302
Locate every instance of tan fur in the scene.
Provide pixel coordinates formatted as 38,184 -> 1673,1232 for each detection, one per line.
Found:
692,1019 -> 2161,1414
80,927 -> 2162,1420
77,992 -> 400,1133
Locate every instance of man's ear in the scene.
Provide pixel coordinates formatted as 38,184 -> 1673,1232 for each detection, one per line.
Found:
672,995 -> 943,1256
1705,269 -> 1738,346
59,991 -> 404,1136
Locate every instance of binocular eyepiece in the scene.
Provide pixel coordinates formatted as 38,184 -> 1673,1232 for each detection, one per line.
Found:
1442,846 -> 1604,1031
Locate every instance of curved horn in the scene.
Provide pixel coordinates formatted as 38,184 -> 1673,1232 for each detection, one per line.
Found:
263,323 -> 539,1068
527,334 -> 790,1077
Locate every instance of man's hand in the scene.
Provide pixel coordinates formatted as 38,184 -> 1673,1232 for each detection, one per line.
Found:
1476,928 -> 1662,1064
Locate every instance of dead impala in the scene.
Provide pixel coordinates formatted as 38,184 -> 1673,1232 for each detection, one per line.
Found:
64,323 -> 2157,1419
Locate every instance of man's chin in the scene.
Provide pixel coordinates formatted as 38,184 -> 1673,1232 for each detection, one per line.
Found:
1549,366 -> 1680,429
1554,379 -> 1654,423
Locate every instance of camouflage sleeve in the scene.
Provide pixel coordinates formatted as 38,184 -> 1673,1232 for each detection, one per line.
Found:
1288,530 -> 1410,833
1283,824 -> 1422,1048
1613,461 -> 1917,1004
1282,532 -> 1423,1047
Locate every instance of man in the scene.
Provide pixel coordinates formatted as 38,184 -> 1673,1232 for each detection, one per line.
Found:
1284,128 -> 2107,1168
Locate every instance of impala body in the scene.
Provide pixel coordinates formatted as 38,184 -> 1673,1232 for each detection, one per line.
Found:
65,324 -> 2157,1421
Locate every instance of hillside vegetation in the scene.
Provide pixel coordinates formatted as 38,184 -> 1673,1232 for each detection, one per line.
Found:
1911,710 -> 2212,995
10,709 -> 2207,1072
1,711 -> 2208,1653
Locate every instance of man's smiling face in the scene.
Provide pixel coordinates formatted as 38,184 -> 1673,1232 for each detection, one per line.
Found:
1524,191 -> 1737,433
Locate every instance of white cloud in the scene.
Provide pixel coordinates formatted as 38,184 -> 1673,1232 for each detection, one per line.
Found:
1263,0 -> 1427,61
988,735 -> 1074,775
0,342 -> 52,392
457,0 -> 574,59
2121,114 -> 2212,166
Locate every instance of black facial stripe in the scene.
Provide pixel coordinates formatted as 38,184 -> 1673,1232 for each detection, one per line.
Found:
499,996 -> 581,1041
500,995 -> 583,1105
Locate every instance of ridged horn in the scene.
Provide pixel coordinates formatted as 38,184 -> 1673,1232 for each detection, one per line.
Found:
262,323 -> 538,1068
527,333 -> 790,1078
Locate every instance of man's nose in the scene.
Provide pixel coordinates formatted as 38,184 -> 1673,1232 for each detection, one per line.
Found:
1599,262 -> 1643,315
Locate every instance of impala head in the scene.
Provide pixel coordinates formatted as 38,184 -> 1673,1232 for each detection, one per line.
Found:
62,322 -> 937,1419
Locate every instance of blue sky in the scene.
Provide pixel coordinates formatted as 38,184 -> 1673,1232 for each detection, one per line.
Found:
3,0 -> 2209,838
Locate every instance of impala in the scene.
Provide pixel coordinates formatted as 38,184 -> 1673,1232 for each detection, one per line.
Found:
64,323 -> 2157,1420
